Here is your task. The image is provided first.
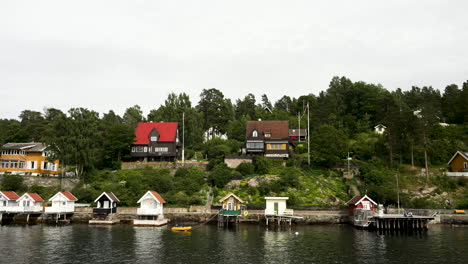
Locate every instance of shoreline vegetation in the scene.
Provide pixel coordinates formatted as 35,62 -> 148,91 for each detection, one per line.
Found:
1,76 -> 468,212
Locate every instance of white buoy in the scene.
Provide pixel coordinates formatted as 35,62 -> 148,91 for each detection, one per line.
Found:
295,232 -> 299,235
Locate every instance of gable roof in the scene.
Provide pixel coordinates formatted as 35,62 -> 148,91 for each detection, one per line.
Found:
133,122 -> 178,144
94,192 -> 120,203
289,129 -> 307,137
49,192 -> 78,202
219,193 -> 244,203
0,191 -> 20,200
246,120 -> 289,140
1,142 -> 46,152
137,190 -> 166,204
18,193 -> 44,202
447,151 -> 468,165
346,195 -> 377,206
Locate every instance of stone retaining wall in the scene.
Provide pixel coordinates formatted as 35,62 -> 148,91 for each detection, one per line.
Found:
0,174 -> 79,191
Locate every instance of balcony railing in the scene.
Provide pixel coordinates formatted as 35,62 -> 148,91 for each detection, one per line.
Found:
137,208 -> 163,215
219,209 -> 241,215
93,207 -> 117,215
447,172 -> 468,177
45,206 -> 75,213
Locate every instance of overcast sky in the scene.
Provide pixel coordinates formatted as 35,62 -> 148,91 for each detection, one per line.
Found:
1,0 -> 467,120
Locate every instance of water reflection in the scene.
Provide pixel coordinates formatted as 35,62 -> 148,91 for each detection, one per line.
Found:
1,224 -> 468,263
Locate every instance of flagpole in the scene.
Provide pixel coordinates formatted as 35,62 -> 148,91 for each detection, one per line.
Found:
182,112 -> 185,163
298,112 -> 301,142
307,102 -> 310,165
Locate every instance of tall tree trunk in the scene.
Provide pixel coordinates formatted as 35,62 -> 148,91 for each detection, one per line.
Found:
423,131 -> 429,184
411,143 -> 414,167
389,132 -> 393,168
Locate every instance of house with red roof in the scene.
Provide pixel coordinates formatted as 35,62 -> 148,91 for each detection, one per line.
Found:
346,195 -> 377,216
16,193 -> 44,213
131,122 -> 180,161
245,120 -> 290,159
45,191 -> 78,214
0,191 -> 20,212
134,190 -> 168,226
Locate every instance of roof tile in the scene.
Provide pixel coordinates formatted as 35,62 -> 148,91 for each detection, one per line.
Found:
133,122 -> 178,145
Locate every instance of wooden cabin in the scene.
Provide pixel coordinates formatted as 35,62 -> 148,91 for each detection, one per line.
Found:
265,197 -> 292,215
0,191 -> 20,212
45,192 -> 78,214
346,195 -> 377,216
17,193 -> 44,213
93,192 -> 119,215
137,191 -> 166,216
219,193 -> 244,213
447,151 -> 468,176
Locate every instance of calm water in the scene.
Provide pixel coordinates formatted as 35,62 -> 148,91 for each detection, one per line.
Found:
1,223 -> 468,263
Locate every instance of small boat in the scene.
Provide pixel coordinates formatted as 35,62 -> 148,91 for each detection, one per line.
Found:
171,226 -> 192,231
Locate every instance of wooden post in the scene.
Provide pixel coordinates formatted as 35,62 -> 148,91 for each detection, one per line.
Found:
27,214 -> 30,224
0,213 -> 2,224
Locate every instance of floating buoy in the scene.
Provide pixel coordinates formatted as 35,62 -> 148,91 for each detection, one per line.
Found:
243,211 -> 249,217
295,232 -> 299,235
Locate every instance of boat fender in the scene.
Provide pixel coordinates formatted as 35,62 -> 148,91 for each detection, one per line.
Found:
243,211 -> 249,217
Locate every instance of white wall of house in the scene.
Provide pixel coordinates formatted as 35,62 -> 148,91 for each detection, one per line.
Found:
265,197 -> 288,215
17,195 -> 42,212
137,192 -> 163,215
45,193 -> 75,213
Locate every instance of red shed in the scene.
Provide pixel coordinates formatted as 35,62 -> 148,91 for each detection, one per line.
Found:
346,195 -> 377,216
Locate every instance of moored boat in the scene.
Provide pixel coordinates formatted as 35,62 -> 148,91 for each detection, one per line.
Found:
171,226 -> 192,231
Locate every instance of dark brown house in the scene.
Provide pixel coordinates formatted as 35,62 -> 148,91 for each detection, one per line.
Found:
245,120 -> 290,159
131,122 -> 179,161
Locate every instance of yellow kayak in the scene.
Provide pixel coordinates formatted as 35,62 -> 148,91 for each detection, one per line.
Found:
171,226 -> 192,231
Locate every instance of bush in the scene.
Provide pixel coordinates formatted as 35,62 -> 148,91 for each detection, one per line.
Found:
236,163 -> 255,177
255,156 -> 272,175
207,164 -> 232,188
1,174 -> 27,192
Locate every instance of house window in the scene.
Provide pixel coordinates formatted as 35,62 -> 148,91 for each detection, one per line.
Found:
30,161 -> 35,169
62,202 -> 66,206
246,142 -> 263,149
144,147 -> 148,152
464,162 -> 468,169
10,160 -> 18,168
154,147 -> 169,152
252,130 -> 258,137
150,136 -> 158,142
2,201 -> 6,206
19,161 -> 25,169
267,144 -> 286,150
1,160 -> 9,168
264,132 -> 271,138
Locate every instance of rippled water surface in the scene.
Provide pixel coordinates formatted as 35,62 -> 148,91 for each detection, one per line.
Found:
1,224 -> 468,263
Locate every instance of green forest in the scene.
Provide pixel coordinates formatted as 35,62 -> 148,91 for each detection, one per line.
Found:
1,76 -> 468,209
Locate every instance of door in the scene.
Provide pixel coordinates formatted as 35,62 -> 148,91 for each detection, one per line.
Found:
274,202 -> 279,215
228,202 -> 233,211
104,201 -> 110,208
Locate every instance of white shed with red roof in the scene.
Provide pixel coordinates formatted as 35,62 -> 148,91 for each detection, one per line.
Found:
0,191 -> 20,212
134,190 -> 168,226
45,192 -> 78,213
17,193 -> 44,212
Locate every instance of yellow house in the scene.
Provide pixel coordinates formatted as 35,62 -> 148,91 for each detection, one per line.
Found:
0,143 -> 60,176
219,193 -> 244,212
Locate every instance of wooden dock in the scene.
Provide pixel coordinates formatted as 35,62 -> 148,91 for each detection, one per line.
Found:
265,214 -> 304,226
353,210 -> 435,230
372,215 -> 434,230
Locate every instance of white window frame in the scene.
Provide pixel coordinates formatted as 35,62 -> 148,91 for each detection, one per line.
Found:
252,130 -> 258,137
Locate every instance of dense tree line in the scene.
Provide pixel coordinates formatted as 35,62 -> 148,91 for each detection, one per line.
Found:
0,77 -> 467,181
